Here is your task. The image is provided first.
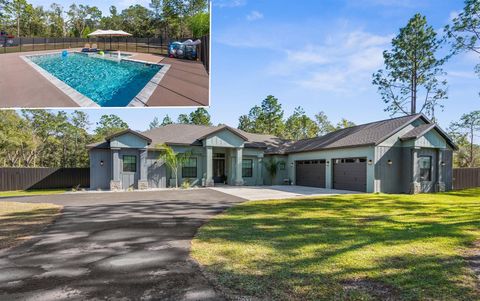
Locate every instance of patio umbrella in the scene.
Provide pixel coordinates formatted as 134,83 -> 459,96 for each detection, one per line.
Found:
88,30 -> 132,50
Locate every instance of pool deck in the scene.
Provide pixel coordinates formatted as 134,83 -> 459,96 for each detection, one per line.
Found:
0,49 -> 209,108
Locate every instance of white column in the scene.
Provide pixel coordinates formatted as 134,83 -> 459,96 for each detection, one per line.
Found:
410,148 -> 420,194
206,146 -> 214,186
138,148 -> 148,190
235,147 -> 244,186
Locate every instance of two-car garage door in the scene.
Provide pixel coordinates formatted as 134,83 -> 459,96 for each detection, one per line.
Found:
295,157 -> 367,192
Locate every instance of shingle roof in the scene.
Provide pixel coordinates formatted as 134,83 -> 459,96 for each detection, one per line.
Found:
87,114 -> 457,153
279,114 -> 425,154
400,124 -> 436,140
141,124 -> 286,149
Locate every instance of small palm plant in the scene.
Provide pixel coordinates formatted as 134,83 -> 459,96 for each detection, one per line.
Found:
263,157 -> 280,185
156,143 -> 191,188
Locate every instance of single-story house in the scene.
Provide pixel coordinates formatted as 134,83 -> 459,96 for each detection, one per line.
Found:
87,114 -> 457,193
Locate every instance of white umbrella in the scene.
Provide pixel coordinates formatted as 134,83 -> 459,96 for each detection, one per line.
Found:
88,30 -> 132,50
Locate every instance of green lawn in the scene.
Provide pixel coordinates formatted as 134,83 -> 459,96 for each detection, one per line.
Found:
192,188 -> 480,301
0,189 -> 67,198
0,202 -> 62,249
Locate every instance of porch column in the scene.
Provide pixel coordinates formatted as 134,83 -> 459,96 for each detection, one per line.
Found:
436,149 -> 445,192
256,156 -> 263,185
205,146 -> 214,187
235,147 -> 244,186
410,148 -> 420,194
138,148 -> 148,190
110,148 -> 122,191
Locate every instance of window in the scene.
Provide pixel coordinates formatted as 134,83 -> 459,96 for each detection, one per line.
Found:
279,161 -> 286,170
419,156 -> 432,181
123,155 -> 136,172
182,158 -> 197,178
242,159 -> 253,177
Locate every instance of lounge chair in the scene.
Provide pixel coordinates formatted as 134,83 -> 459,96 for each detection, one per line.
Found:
90,44 -> 98,52
81,43 -> 90,52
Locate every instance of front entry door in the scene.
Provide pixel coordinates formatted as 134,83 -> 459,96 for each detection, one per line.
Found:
120,151 -> 139,189
213,158 -> 226,183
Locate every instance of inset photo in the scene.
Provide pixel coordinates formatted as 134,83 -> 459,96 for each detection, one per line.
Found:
0,0 -> 210,108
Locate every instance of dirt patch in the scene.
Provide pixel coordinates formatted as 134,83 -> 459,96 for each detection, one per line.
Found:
0,202 -> 62,250
341,279 -> 400,301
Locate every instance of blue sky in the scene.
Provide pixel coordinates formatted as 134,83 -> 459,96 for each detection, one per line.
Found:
40,0 -> 478,133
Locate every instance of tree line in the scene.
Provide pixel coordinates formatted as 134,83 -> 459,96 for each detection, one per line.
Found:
0,0 -> 209,39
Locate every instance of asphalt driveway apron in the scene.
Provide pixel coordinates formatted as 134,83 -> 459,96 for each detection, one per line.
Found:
0,189 -> 245,300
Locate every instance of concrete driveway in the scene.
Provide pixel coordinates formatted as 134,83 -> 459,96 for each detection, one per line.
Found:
210,185 -> 361,201
0,189 -> 244,301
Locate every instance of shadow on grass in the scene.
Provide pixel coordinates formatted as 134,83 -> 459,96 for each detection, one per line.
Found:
194,192 -> 480,300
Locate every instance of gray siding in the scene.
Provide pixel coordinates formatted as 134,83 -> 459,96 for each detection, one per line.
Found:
374,146 -> 405,193
89,149 -> 111,190
147,151 -> 167,188
443,149 -> 453,191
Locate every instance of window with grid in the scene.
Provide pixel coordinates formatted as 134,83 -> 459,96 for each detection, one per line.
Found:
419,156 -> 432,181
182,158 -> 197,178
242,159 -> 253,177
123,155 -> 136,172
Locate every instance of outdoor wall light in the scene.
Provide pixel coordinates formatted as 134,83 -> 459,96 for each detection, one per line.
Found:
387,160 -> 393,165
368,159 -> 373,165
326,160 -> 330,165
441,161 -> 446,166
100,160 -> 104,166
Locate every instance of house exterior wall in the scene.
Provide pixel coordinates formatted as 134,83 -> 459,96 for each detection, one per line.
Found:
286,146 -> 376,192
89,149 -> 112,190
263,155 -> 289,185
146,151 -> 166,188
203,131 -> 245,148
110,133 -> 149,149
374,146 -> 405,193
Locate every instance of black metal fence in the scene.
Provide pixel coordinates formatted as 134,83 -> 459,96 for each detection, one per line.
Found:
453,168 -> 480,190
199,35 -> 210,73
1,36 -> 210,71
0,168 -> 90,191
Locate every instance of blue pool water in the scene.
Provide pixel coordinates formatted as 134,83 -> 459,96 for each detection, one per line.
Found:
27,52 -> 162,107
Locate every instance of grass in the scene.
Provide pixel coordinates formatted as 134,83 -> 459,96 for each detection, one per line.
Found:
0,189 -> 67,198
192,188 -> 480,301
0,202 -> 62,249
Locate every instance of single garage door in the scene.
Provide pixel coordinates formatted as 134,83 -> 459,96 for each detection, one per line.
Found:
333,157 -> 367,192
296,160 -> 326,188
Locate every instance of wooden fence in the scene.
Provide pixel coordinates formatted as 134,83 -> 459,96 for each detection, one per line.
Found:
0,168 -> 90,191
453,168 -> 480,190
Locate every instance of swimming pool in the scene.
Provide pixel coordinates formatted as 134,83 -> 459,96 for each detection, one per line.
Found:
25,52 -> 166,107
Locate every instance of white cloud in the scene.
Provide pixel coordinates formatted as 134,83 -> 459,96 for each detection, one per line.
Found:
268,30 -> 393,92
246,11 -> 263,21
449,10 -> 459,22
214,0 -> 246,8
118,0 -> 150,10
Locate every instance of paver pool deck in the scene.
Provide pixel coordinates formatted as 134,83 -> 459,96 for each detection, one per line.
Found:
0,189 -> 243,300
0,49 -> 209,107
